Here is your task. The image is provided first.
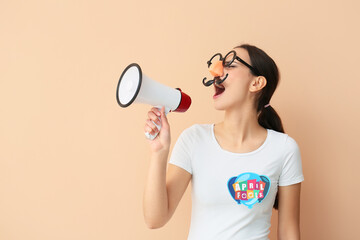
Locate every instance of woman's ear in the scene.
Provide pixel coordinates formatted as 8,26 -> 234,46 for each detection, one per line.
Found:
249,76 -> 267,92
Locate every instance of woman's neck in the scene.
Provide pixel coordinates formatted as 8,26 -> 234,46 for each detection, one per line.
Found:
216,107 -> 265,144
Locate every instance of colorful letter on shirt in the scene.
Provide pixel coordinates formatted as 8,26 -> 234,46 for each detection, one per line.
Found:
241,191 -> 248,200
248,179 -> 256,190
240,181 -> 248,191
259,181 -> 265,191
247,190 -> 254,199
258,191 -> 264,198
233,182 -> 240,192
235,191 -> 241,200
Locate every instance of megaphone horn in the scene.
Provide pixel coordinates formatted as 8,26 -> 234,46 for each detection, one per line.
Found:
116,63 -> 192,140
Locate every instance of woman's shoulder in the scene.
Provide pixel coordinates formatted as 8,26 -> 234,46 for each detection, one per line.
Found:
185,123 -> 212,131
268,129 -> 300,153
179,123 -> 213,139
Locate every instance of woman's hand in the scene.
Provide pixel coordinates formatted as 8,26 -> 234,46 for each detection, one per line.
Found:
144,106 -> 171,154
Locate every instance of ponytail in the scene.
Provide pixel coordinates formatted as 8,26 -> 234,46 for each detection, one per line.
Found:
236,44 -> 284,210
258,105 -> 284,133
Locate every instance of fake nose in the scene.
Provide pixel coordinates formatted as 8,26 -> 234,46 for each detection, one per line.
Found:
209,60 -> 224,77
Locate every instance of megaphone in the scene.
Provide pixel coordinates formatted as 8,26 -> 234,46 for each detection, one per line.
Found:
116,63 -> 192,140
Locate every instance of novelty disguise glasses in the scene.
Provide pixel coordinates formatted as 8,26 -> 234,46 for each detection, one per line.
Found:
202,50 -> 261,87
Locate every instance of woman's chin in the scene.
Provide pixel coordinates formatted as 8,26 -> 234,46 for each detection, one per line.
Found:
213,101 -> 228,111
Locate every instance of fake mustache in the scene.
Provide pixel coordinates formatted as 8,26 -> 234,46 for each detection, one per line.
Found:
202,74 -> 228,87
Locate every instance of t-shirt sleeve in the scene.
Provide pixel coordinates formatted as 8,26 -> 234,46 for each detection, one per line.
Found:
278,135 -> 304,186
168,127 -> 194,175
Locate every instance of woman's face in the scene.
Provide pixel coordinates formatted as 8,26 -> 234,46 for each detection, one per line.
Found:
213,47 -> 258,111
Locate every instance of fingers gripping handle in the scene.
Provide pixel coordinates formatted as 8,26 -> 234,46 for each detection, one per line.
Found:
145,119 -> 161,140
145,107 -> 170,140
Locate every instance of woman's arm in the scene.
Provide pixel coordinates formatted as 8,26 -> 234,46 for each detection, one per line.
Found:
142,107 -> 192,229
143,160 -> 191,229
277,183 -> 302,240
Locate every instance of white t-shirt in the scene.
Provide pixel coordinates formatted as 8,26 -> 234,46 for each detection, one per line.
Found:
169,124 -> 304,240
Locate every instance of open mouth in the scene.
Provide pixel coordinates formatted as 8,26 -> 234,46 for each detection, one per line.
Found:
214,83 -> 225,97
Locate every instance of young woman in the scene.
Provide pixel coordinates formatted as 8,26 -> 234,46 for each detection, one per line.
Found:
143,44 -> 304,240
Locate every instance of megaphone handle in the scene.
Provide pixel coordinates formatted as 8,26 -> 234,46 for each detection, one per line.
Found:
145,106 -> 170,140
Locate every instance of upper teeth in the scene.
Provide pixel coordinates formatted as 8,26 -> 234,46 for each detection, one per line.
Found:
216,84 -> 225,89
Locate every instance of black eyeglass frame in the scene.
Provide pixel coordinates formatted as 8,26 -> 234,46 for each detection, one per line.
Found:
207,50 -> 261,76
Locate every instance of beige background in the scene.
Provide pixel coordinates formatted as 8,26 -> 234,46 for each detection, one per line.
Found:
1,0 -> 359,239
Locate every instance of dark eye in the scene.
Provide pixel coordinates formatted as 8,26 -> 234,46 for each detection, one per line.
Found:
225,65 -> 236,68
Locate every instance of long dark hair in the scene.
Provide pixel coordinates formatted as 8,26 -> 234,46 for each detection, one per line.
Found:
236,44 -> 284,210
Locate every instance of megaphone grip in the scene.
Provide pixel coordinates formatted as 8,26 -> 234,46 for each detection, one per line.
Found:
145,107 -> 170,140
145,120 -> 161,140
